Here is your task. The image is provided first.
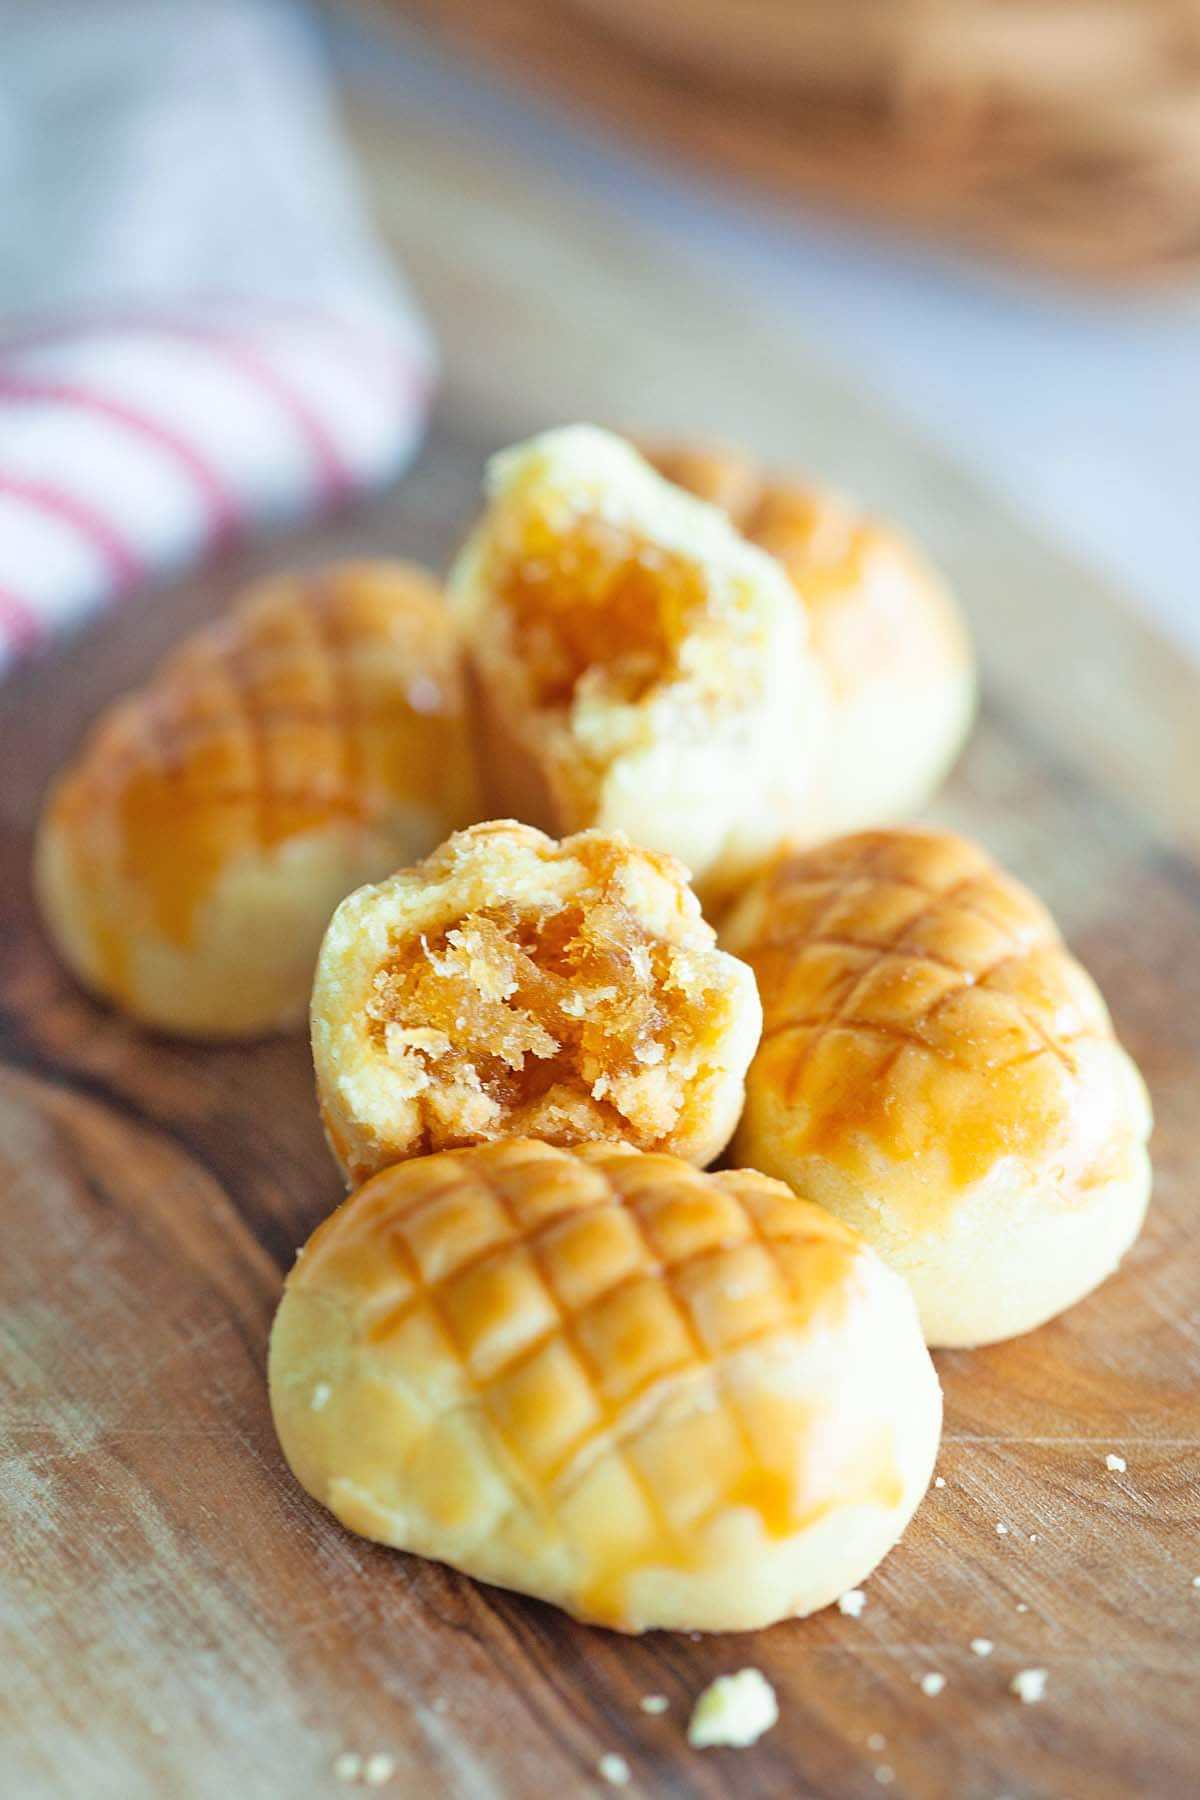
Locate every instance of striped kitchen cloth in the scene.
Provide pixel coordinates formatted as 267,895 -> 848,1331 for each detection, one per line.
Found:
0,0 -> 435,676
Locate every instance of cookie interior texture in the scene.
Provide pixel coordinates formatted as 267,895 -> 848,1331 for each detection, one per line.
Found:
368,890 -> 714,1139
490,471 -> 756,712
448,426 -> 826,897
313,821 -> 761,1182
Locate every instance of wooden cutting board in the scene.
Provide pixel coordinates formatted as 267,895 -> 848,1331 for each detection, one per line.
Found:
1,91 -> 1198,1800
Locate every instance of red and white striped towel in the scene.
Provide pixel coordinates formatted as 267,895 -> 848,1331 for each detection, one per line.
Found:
0,0 -> 436,677
0,301 -> 433,670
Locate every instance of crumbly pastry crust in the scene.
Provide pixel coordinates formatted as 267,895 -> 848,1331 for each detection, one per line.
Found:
447,425 -> 832,903
268,1138 -> 942,1632
311,820 -> 762,1185
723,827 -> 1152,1346
647,442 -> 976,839
35,562 -> 479,1038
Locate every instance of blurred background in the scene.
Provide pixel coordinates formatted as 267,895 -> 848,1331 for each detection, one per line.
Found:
334,0 -> 1200,651
2,0 -> 1197,670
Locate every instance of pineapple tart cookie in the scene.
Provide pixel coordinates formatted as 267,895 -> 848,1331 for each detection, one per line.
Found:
447,425 -> 831,905
722,827 -> 1152,1346
269,1138 -> 942,1632
36,562 -> 478,1037
311,820 -> 762,1185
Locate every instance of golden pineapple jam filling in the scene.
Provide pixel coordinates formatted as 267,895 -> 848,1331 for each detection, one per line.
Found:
366,896 -> 721,1137
492,503 -> 720,710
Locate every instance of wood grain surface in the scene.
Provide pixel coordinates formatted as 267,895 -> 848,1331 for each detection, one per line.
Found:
2,85 -> 1199,1800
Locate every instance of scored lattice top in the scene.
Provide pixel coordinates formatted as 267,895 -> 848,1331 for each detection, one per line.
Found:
46,563 -> 477,945
647,443 -> 968,701
724,828 -> 1134,1200
275,1138 -> 906,1627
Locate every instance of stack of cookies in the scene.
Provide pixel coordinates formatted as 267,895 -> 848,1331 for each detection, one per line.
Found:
35,426 -> 1151,1634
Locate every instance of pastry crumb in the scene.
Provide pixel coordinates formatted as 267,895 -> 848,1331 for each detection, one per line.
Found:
934,1476 -> 946,1488
919,1672 -> 946,1697
598,1753 -> 631,1787
1011,1668 -> 1048,1704
407,675 -> 443,714
363,1753 -> 396,1788
866,1732 -> 886,1752
1193,1576 -> 1200,1588
837,1588 -> 866,1617
995,1522 -> 1008,1535
1015,1602 -> 1028,1613
970,1638 -> 994,1657
638,1695 -> 669,1715
334,1753 -> 363,1782
1105,1453 -> 1127,1473
311,1382 -> 332,1411
687,1669 -> 778,1749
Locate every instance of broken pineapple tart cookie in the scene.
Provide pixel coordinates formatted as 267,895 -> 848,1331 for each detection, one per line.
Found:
36,562 -> 479,1038
311,821 -> 761,1185
269,1138 -> 942,1632
648,442 -> 975,837
723,827 -> 1152,1347
447,425 -> 830,902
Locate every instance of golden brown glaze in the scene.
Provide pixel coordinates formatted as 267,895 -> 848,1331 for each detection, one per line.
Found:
727,829 -> 1115,1220
647,443 -> 969,704
51,565 -> 476,955
646,443 -> 975,847
37,563 -> 480,1034
726,828 -> 1152,1347
269,1139 -> 940,1632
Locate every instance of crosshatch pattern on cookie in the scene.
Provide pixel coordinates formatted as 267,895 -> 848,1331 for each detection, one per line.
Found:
742,832 -> 1110,1101
73,575 -> 446,839
301,1141 -> 865,1551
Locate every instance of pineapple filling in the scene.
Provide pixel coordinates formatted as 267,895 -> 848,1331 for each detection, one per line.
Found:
493,505 -> 719,710
366,897 -> 723,1140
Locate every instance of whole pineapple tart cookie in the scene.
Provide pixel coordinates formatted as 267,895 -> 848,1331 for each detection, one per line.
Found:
268,1138 -> 942,1633
311,820 -> 762,1185
447,424 -> 831,904
722,827 -> 1153,1347
648,442 -> 975,839
35,562 -> 479,1038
